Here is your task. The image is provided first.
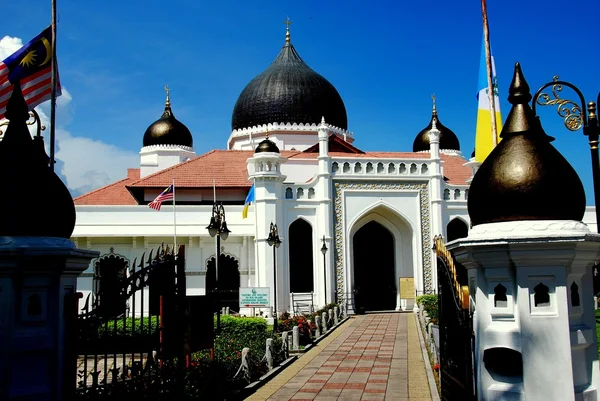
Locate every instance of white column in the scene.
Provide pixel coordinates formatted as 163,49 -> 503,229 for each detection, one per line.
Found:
429,122 -> 443,294
317,117 -> 334,306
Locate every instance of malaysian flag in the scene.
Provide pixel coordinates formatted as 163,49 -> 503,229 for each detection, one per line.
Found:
148,184 -> 174,211
0,25 -> 60,120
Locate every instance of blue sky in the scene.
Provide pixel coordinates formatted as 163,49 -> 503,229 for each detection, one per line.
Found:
1,0 -> 599,202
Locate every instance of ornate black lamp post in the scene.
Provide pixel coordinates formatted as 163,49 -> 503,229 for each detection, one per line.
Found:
532,77 -> 600,232
206,202 -> 230,333
267,222 -> 281,332
321,235 -> 328,305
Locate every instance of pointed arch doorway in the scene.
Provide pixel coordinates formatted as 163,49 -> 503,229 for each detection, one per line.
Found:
352,221 -> 396,312
206,254 -> 240,312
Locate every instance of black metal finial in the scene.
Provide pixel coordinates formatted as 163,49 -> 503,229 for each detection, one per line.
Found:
507,62 -> 532,105
4,82 -> 30,123
467,62 -> 586,226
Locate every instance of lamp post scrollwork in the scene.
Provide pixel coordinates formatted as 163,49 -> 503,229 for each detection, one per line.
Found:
532,77 -> 600,232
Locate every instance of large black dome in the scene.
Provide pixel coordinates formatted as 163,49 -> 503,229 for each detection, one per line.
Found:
413,102 -> 460,152
231,29 -> 348,131
143,93 -> 193,148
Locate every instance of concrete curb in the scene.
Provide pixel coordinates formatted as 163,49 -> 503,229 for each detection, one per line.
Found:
414,312 -> 441,401
242,315 -> 350,397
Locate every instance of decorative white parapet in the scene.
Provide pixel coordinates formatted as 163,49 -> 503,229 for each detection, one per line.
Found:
449,220 -> 600,401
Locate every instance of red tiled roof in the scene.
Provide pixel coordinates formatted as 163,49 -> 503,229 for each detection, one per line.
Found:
74,168 -> 139,205
302,134 -> 365,154
128,150 -> 299,189
75,150 -> 471,205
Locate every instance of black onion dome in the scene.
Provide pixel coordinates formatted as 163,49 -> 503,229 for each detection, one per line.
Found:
467,62 -> 585,226
413,103 -> 460,152
142,93 -> 193,148
0,83 -> 75,238
255,135 -> 280,153
231,29 -> 348,131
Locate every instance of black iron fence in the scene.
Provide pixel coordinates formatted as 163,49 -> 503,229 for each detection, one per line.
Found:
73,244 -> 211,400
434,236 -> 475,401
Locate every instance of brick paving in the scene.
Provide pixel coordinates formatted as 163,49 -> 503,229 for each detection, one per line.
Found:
247,313 -> 433,401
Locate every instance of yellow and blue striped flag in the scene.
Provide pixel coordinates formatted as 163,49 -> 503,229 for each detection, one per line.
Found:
242,183 -> 255,219
475,39 -> 503,163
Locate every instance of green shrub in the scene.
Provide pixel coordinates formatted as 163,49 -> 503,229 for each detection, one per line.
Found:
416,294 -> 439,325
97,316 -> 159,337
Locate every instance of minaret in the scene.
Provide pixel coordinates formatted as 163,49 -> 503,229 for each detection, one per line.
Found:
428,103 -> 443,300
316,117 -> 334,306
247,133 -> 287,315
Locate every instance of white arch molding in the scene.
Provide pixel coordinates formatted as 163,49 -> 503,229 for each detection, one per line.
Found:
346,202 -> 418,312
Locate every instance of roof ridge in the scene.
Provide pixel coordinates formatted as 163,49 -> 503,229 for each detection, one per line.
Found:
128,149 -> 221,185
74,175 -> 132,201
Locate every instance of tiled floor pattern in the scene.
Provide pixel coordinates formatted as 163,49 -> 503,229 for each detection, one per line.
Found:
248,313 -> 432,401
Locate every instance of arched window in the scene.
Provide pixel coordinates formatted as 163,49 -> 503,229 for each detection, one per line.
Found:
534,282 -> 550,307
494,283 -> 507,308
289,219 -> 314,292
447,218 -> 469,242
571,282 -> 580,307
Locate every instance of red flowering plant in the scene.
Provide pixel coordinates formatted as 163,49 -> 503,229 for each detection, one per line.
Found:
277,313 -> 313,345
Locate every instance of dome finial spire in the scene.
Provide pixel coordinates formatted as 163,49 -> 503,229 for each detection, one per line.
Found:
284,16 -> 292,45
431,93 -> 437,115
164,85 -> 171,108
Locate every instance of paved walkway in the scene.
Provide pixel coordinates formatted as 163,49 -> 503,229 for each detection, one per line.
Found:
247,313 -> 433,401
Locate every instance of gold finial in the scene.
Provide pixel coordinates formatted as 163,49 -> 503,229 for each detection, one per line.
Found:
265,127 -> 269,139
164,85 -> 171,107
431,93 -> 437,114
284,16 -> 292,45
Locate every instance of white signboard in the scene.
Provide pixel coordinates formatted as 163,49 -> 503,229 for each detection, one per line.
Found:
239,287 -> 270,308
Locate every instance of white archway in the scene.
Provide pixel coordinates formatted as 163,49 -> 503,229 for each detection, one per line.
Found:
346,202 -> 416,312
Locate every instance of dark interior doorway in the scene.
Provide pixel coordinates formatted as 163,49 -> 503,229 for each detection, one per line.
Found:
206,254 -> 240,312
447,218 -> 469,242
352,221 -> 396,312
94,251 -> 129,319
289,219 -> 314,293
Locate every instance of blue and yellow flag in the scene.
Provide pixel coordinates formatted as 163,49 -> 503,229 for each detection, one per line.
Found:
242,183 -> 255,219
474,39 -> 502,163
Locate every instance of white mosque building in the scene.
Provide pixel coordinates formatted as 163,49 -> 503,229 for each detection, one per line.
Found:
71,26 -> 597,316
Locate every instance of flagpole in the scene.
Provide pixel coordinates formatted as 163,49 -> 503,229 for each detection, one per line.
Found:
253,177 -> 259,287
482,0 -> 498,147
50,0 -> 58,171
172,179 -> 177,251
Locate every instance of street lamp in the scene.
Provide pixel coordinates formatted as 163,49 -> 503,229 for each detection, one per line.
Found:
321,235 -> 328,306
267,222 -> 281,332
206,202 -> 230,333
532,77 -> 600,232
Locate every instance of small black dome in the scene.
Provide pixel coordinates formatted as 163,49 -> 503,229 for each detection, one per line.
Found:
467,62 -> 586,226
143,93 -> 193,148
413,103 -> 460,152
0,83 -> 75,238
255,136 -> 280,153
231,27 -> 348,131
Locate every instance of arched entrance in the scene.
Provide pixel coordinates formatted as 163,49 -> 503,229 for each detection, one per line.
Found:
94,249 -> 129,319
447,218 -> 469,242
288,219 -> 314,293
352,221 -> 396,312
206,254 -> 240,312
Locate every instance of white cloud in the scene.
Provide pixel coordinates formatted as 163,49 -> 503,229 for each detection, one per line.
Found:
1,35 -> 139,198
0,35 -> 23,59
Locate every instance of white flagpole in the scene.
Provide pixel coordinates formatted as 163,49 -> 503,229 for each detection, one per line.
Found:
253,177 -> 259,287
172,178 -> 177,252
482,0 -> 498,147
